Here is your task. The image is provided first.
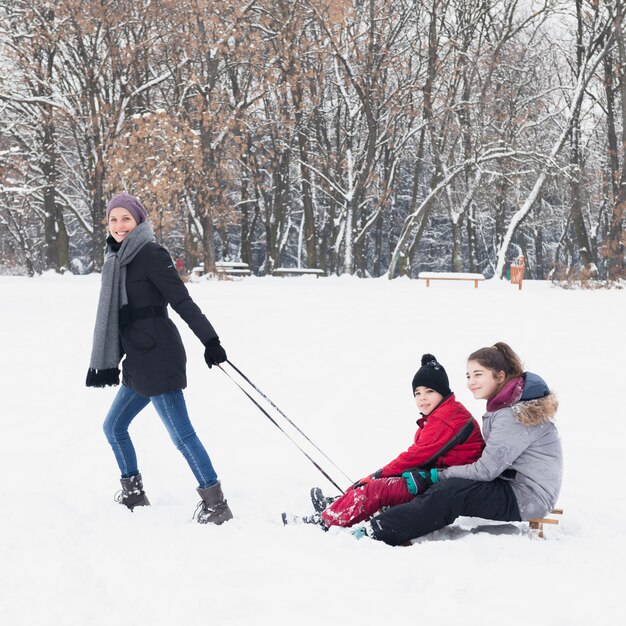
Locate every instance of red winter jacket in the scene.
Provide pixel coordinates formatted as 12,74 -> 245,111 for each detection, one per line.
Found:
379,394 -> 485,477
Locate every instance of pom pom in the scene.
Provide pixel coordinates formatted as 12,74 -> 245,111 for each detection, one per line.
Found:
421,353 -> 437,366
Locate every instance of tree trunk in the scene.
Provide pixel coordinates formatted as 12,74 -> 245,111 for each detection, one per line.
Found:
467,203 -> 477,273
239,144 -> 257,269
607,1 -> 626,280
451,217 -> 464,272
200,210 -> 217,273
294,104 -> 318,268
569,0 -> 596,274
533,198 -> 545,280
39,76 -> 68,272
91,154 -> 106,271
265,149 -> 290,272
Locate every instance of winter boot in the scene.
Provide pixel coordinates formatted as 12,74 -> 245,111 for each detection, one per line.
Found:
194,482 -> 233,525
310,487 -> 338,514
281,512 -> 328,531
116,473 -> 150,511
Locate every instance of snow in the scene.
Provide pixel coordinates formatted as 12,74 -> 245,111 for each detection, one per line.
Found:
1,274 -> 624,625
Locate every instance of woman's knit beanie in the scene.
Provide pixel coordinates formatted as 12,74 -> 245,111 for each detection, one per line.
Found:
106,193 -> 147,224
411,353 -> 452,397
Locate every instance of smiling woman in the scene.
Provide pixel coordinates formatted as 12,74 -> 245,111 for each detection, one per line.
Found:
85,192 -> 233,525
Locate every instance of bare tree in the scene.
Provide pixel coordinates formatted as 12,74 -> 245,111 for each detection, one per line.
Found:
493,0 -> 620,278
0,0 -> 68,272
603,0 -> 626,280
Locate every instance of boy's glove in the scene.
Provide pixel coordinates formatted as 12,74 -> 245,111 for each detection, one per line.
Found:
351,469 -> 382,490
204,337 -> 227,368
402,468 -> 439,495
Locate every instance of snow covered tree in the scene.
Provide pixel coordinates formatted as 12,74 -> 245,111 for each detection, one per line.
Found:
0,0 -> 68,272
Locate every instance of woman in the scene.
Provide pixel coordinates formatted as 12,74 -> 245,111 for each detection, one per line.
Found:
86,193 -> 232,525
359,342 -> 562,545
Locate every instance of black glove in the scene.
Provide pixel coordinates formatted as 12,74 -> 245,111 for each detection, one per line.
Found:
204,337 -> 227,368
350,469 -> 382,490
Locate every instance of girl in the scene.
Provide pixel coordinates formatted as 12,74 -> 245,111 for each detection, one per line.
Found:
283,354 -> 485,529
363,342 -> 563,545
86,193 -> 232,525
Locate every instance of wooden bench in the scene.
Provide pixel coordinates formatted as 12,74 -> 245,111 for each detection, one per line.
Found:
191,262 -> 251,277
215,261 -> 251,276
528,507 -> 563,539
418,271 -> 485,288
191,265 -> 205,279
272,267 -> 325,278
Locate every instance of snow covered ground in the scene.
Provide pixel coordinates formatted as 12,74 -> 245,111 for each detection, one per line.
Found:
1,273 -> 624,626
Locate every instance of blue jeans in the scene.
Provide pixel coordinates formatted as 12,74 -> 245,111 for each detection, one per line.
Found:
103,384 -> 218,489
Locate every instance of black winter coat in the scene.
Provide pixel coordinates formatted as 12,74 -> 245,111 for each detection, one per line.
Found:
118,240 -> 218,396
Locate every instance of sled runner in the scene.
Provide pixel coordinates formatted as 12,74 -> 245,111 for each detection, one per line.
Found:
528,507 -> 563,539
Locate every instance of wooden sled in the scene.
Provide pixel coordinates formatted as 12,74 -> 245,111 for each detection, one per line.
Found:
528,508 -> 563,539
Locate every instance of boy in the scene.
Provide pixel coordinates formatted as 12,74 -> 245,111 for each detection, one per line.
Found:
284,354 -> 485,530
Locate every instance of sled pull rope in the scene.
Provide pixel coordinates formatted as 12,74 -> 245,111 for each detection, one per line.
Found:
224,360 -> 354,485
218,362 -> 347,494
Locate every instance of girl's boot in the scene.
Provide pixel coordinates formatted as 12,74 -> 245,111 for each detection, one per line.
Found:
194,482 -> 233,525
116,473 -> 150,511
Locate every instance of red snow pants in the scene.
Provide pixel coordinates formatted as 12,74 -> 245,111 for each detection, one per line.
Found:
321,477 -> 414,528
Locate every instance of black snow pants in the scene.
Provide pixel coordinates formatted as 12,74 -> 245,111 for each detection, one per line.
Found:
369,477 -> 522,546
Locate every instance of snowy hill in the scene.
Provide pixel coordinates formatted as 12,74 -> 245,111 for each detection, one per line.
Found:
1,274 -> 624,626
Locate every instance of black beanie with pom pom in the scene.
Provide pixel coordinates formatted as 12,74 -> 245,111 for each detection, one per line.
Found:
411,354 -> 452,397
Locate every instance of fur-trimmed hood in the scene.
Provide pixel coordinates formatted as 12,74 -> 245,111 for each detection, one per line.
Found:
512,392 -> 558,427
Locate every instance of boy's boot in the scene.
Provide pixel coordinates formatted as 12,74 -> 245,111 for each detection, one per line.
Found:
116,473 -> 150,511
195,482 -> 233,525
281,512 -> 328,531
310,487 -> 338,513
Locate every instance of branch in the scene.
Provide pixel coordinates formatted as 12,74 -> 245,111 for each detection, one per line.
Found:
0,93 -> 62,108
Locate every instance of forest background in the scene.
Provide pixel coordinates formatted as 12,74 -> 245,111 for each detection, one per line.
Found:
1,0 -> 625,281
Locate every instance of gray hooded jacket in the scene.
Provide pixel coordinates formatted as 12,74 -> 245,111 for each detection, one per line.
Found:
440,375 -> 562,520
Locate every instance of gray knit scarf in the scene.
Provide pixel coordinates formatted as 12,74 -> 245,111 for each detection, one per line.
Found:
86,221 -> 155,387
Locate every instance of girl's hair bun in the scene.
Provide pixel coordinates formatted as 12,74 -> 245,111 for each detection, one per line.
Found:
421,353 -> 437,366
